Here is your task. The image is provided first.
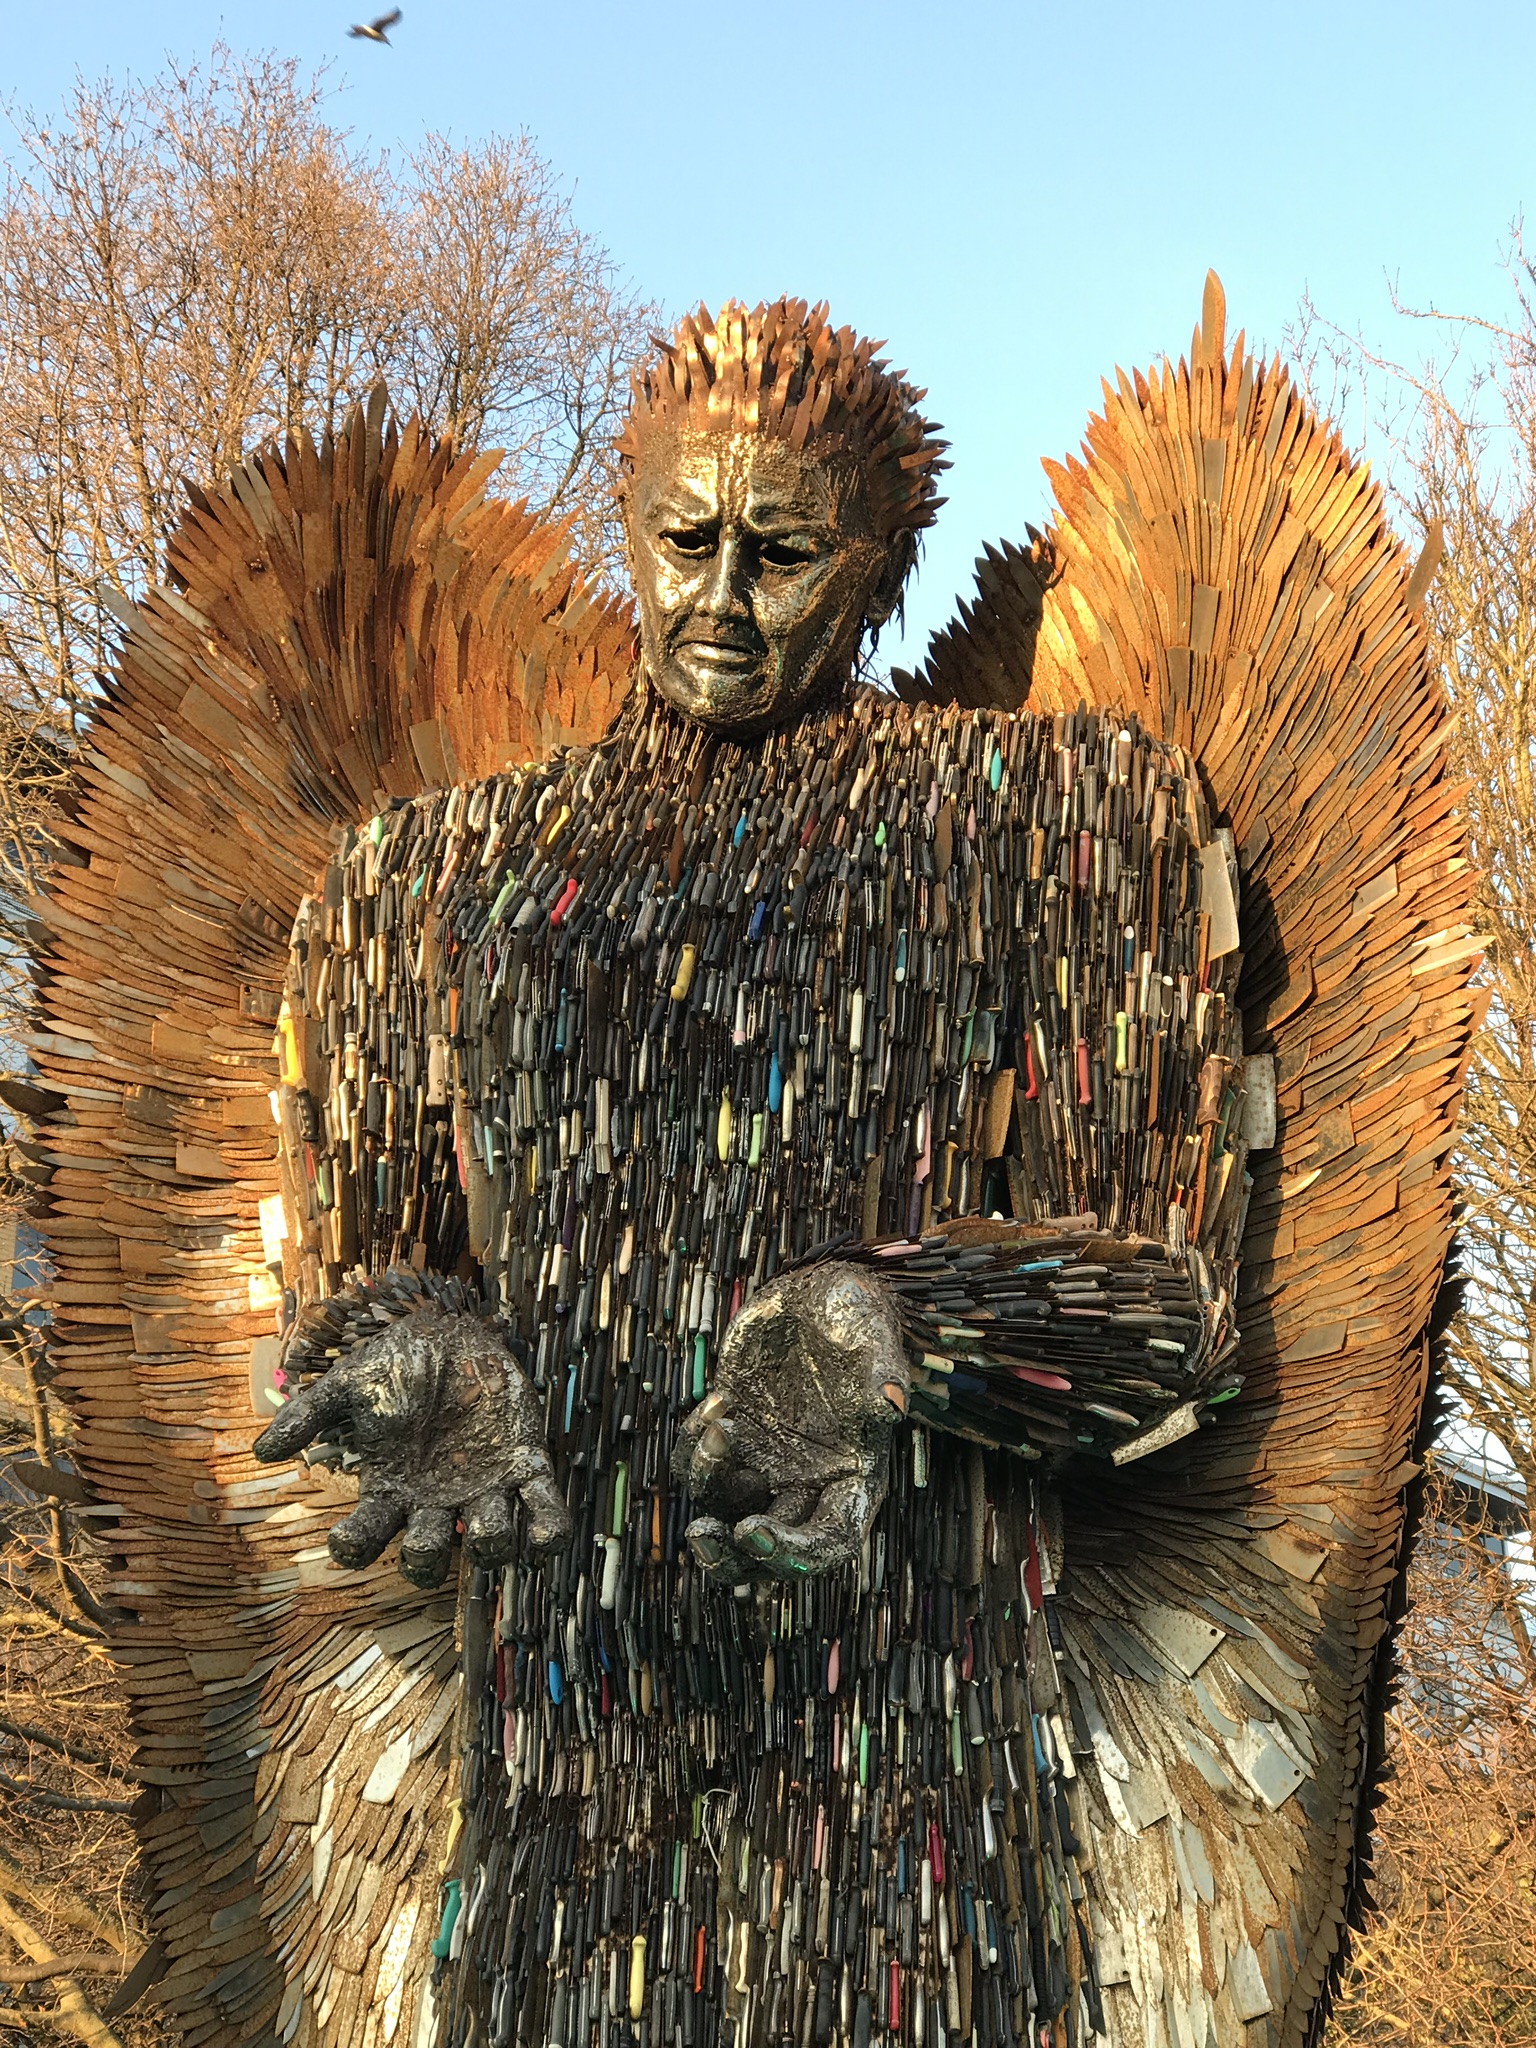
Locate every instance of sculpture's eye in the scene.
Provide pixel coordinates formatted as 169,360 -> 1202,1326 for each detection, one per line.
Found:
660,525 -> 714,558
758,535 -> 819,571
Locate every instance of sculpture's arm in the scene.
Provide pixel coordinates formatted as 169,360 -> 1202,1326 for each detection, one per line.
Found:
882,717 -> 1250,1463
670,1217 -> 1236,1581
834,1222 -> 1239,1463
257,771 -> 575,1586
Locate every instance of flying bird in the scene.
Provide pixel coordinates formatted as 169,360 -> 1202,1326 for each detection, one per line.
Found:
348,8 -> 401,41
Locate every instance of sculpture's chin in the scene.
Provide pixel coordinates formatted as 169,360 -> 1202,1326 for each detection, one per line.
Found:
650,661 -> 834,737
653,668 -> 783,733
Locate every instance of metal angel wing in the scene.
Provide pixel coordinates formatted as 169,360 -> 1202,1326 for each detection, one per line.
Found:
904,275 -> 1482,2046
27,392 -> 632,2046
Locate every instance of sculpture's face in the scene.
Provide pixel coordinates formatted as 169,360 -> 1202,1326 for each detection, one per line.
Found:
626,429 -> 899,733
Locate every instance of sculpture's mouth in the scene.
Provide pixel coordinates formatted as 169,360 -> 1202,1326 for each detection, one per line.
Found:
675,621 -> 763,662
669,628 -> 768,696
678,639 -> 758,672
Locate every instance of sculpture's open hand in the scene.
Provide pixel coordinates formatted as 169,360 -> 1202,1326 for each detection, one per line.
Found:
253,1303 -> 571,1589
671,1262 -> 910,1582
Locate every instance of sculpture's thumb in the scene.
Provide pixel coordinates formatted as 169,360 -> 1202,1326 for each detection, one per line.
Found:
252,1372 -> 352,1463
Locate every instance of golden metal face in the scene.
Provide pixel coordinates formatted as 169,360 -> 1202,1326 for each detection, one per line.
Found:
625,429 -> 899,733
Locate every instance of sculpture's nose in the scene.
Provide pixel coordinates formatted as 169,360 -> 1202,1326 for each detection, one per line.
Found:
699,529 -> 752,623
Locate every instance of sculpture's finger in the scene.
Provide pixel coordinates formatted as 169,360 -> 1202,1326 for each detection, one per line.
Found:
514,1471 -> 573,1554
253,1370 -> 355,1463
327,1490 -> 408,1571
398,1504 -> 458,1589
732,1473 -> 876,1581
683,1514 -> 760,1584
669,1390 -> 725,1490
500,1436 -> 573,1553
680,1419 -> 736,1504
463,1489 -> 516,1569
669,1414 -> 700,1490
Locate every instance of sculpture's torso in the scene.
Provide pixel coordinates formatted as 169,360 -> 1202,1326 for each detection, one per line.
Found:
284,687 -> 1227,2048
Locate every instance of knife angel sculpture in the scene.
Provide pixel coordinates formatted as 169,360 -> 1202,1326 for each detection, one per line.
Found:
27,279 -> 1478,2048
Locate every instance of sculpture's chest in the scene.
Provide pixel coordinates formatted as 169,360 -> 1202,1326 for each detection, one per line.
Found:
286,699 -> 1035,1344
441,711 -> 1027,1368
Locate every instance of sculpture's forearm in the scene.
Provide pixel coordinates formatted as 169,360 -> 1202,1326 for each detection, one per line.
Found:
874,718 -> 1250,1467
840,1223 -> 1238,1467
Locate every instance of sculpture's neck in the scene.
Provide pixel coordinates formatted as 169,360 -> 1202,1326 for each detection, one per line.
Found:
620,661 -> 858,762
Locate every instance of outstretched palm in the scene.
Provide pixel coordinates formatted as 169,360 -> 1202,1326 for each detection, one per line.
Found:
671,1262 -> 911,1582
254,1302 -> 571,1588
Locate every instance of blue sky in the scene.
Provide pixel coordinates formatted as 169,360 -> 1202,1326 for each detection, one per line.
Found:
5,1 -> 1533,659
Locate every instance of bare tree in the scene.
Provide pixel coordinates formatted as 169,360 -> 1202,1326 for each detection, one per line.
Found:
1394,276 -> 1536,1527
0,55 -> 653,2024
1285,255 -> 1536,2044
1328,1474 -> 1536,2045
0,45 -> 654,913
384,134 -> 639,564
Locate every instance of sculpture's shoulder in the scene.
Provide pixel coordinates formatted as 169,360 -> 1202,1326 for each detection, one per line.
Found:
335,730 -> 632,907
833,682 -> 1052,805
410,736 -> 614,861
284,731 -> 636,1003
843,681 -> 1043,750
850,684 -> 1204,788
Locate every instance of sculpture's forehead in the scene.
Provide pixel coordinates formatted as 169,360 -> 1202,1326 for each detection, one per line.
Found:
629,427 -> 872,533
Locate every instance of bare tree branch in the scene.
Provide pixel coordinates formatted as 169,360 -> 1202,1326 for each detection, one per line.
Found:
1330,1477 -> 1536,2042
0,1950 -> 128,1985
0,1717 -> 125,1778
0,1891 -> 126,2047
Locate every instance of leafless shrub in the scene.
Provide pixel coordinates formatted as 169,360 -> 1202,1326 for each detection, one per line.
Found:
0,1330 -> 169,2045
